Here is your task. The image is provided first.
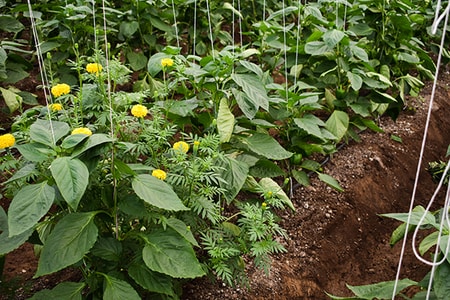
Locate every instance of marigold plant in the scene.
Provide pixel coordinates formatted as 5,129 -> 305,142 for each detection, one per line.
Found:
173,141 -> 189,153
50,103 -> 63,112
0,133 -> 15,149
86,63 -> 102,75
131,104 -> 148,118
71,127 -> 92,136
161,58 -> 174,68
51,83 -> 70,97
152,168 -> 167,180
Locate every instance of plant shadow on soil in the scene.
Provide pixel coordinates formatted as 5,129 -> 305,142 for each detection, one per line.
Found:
1,70 -> 450,299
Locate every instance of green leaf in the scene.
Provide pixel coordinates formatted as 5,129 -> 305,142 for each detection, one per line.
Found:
4,163 -> 37,184
325,110 -> 349,142
347,278 -> 417,299
318,172 -> 344,192
35,212 -> 98,277
381,206 -> 437,228
8,182 -> 55,237
30,119 -> 70,147
218,155 -> 249,204
147,52 -> 170,77
323,29 -> 346,48
233,88 -> 258,119
304,41 -> 332,56
129,258 -> 175,296
28,282 -> 85,300
103,275 -> 140,300
142,227 -> 205,278
126,51 -> 147,71
51,157 -> 89,211
0,15 -> 24,33
15,143 -> 55,162
90,237 -> 123,262
0,206 -> 33,255
0,86 -> 22,112
61,134 -> 89,149
132,174 -> 189,211
245,133 -> 293,160
419,231 -> 439,256
119,21 -> 139,39
434,260 -> 450,299
259,178 -> 295,210
294,114 -> 327,139
231,73 -> 270,111
347,71 -> 363,90
71,134 -> 112,157
217,98 -> 235,143
166,218 -> 199,247
350,44 -> 369,62
249,159 -> 285,178
292,170 -> 310,187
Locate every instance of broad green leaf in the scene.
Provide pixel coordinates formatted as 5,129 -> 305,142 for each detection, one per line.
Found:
389,222 -> 409,246
419,231 -> 439,256
429,261 -> 450,300
300,159 -> 322,171
218,155 -> 249,203
245,133 -> 293,160
8,182 -> 55,237
292,170 -> 310,187
61,134 -> 89,149
231,73 -> 270,111
350,44 -> 369,62
166,218 -> 199,247
126,51 -> 147,71
28,282 -> 85,300
129,258 -> 175,296
323,29 -> 346,48
142,227 -> 205,278
381,206 -> 437,228
259,177 -> 295,210
0,86 -> 22,112
0,15 -> 24,33
304,41 -> 332,56
318,173 -> 344,192
90,237 -> 123,262
132,174 -> 188,211
35,212 -> 98,277
326,110 -> 349,141
347,72 -> 363,91
223,2 -> 243,19
30,119 -> 70,147
4,163 -> 36,184
249,159 -> 285,178
233,88 -> 258,119
103,275 -> 140,300
15,143 -> 55,162
71,134 -> 112,157
217,98 -> 235,143
294,114 -> 326,139
397,52 -> 420,64
51,157 -> 89,211
347,278 -> 417,299
0,206 -> 33,255
147,52 -> 170,77
239,60 -> 263,77
119,21 -> 139,39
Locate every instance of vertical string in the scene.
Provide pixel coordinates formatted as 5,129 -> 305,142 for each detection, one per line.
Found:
282,0 -> 288,99
294,0 -> 302,87
205,0 -> 215,59
237,0 -> 242,45
26,0 -> 56,145
172,0 -> 180,48
392,3 -> 450,298
193,0 -> 197,57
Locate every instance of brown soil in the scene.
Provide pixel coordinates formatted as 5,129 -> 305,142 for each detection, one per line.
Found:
1,71 -> 450,299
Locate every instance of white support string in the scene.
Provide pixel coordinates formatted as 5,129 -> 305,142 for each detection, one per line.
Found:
193,0 -> 197,57
392,2 -> 450,298
294,0 -> 302,87
281,0 -> 288,99
172,0 -> 180,49
26,0 -> 56,146
205,0 -> 215,59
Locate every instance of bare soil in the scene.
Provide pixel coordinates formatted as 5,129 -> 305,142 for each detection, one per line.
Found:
1,70 -> 450,299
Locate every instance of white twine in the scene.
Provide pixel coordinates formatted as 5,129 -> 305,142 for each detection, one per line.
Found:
392,2 -> 450,298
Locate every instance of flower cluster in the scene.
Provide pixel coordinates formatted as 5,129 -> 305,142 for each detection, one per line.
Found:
161,58 -> 174,68
152,169 -> 167,180
50,103 -> 63,112
71,127 -> 93,136
173,141 -> 189,153
0,133 -> 15,149
51,83 -> 70,98
131,104 -> 148,118
86,63 -> 102,75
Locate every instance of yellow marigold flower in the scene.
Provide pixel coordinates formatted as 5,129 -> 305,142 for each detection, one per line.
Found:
51,83 -> 70,98
152,169 -> 167,180
86,63 -> 102,75
71,127 -> 92,136
50,103 -> 63,112
0,133 -> 15,149
161,58 -> 174,68
193,140 -> 200,146
131,104 -> 148,118
173,141 -> 189,153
